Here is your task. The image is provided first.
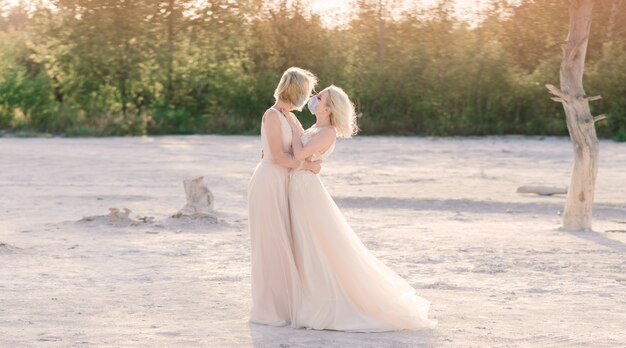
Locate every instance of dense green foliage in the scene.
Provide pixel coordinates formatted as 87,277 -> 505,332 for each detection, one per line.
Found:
0,0 -> 624,138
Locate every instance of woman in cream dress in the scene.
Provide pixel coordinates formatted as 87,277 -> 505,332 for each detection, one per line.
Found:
247,67 -> 320,326
285,85 -> 436,331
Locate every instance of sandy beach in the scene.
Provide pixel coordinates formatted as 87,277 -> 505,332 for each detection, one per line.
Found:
1,135 -> 625,347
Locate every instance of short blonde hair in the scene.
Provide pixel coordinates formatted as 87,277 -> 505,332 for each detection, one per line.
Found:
274,67 -> 318,111
324,85 -> 359,138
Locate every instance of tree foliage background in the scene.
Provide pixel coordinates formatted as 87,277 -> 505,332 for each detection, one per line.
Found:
0,0 -> 624,139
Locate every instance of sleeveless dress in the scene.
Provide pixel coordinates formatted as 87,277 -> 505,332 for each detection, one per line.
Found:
289,126 -> 437,332
247,108 -> 300,326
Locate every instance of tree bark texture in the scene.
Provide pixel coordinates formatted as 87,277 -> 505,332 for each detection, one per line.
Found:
546,0 -> 600,231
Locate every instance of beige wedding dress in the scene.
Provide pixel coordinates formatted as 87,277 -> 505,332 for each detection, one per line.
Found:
289,126 -> 437,332
247,108 -> 300,326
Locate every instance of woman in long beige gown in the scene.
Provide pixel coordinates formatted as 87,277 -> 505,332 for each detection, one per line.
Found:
247,67 -> 319,326
285,85 -> 437,332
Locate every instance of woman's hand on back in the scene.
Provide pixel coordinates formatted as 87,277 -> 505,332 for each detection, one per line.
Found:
304,159 -> 322,174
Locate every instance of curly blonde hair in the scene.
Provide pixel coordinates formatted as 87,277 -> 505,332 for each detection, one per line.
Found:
324,85 -> 359,138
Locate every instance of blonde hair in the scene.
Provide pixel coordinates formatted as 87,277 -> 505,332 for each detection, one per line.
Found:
324,85 -> 359,138
273,67 -> 318,111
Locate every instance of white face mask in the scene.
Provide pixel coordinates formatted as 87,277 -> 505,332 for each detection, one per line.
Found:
307,95 -> 319,115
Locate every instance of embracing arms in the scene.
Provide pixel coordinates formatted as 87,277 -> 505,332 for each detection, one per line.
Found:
286,115 -> 336,161
263,110 -> 321,173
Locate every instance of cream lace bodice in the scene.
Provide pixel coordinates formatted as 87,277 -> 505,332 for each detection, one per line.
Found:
300,126 -> 336,162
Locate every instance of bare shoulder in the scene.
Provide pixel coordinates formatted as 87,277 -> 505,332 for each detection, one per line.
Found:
262,108 -> 281,124
263,107 -> 281,119
319,126 -> 337,138
311,126 -> 336,146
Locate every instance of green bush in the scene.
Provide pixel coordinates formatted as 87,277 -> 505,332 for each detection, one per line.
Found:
0,1 -> 623,139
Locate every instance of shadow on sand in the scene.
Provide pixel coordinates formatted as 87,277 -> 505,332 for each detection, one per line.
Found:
335,196 -> 626,220
249,322 -> 436,348
566,229 -> 626,254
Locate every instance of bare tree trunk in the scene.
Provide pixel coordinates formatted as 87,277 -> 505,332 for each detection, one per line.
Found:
171,176 -> 216,219
546,0 -> 605,232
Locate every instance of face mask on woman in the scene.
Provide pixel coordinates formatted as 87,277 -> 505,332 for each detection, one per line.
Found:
307,95 -> 319,115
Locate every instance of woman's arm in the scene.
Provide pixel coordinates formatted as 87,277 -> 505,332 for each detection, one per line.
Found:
290,112 -> 305,136
288,118 -> 336,161
263,110 -> 321,172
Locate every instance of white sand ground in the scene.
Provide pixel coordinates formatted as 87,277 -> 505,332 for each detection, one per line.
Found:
1,135 -> 625,347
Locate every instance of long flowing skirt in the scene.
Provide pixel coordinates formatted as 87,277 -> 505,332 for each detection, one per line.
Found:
248,161 -> 300,326
289,170 -> 436,332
